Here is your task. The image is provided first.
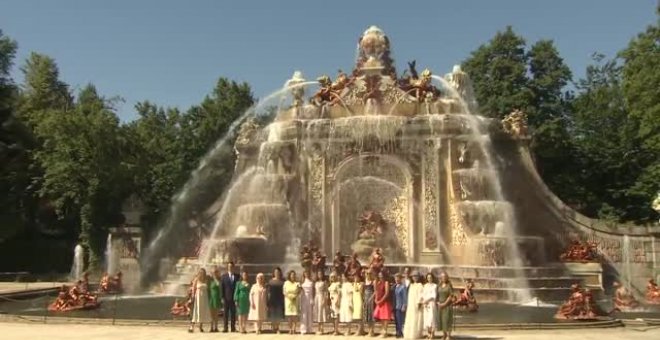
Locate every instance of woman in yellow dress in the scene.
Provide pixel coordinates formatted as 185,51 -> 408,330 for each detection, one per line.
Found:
283,270 -> 301,334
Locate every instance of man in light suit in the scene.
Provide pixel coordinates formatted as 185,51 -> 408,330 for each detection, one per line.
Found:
220,261 -> 239,332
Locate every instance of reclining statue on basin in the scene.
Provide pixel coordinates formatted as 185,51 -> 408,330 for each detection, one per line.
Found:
49,281 -> 100,312
612,281 -> 640,311
453,279 -> 479,313
555,283 -> 609,320
351,210 -> 403,262
647,278 -> 660,304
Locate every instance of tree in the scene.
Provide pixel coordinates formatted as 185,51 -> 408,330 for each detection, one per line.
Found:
570,55 -> 648,221
462,26 -> 533,119
0,30 -> 34,240
618,9 -> 660,223
527,39 -> 573,126
462,28 -> 583,215
19,52 -> 72,121
33,84 -> 127,267
182,78 -> 254,163
123,101 -> 186,233
525,39 -> 578,206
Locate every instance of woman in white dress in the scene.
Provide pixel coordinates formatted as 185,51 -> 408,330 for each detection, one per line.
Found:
403,273 -> 424,339
189,268 -> 211,333
300,271 -> 315,334
339,272 -> 354,335
422,273 -> 438,339
328,272 -> 342,335
314,270 -> 330,334
248,273 -> 267,334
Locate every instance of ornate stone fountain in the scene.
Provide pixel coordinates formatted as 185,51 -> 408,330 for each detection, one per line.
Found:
163,26 -> 660,303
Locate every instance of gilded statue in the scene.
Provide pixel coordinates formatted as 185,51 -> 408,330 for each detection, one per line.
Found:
501,109 -> 528,137
235,117 -> 261,148
401,61 -> 441,102
311,71 -> 350,108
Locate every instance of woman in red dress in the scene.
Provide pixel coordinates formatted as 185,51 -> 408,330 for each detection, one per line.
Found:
373,271 -> 393,337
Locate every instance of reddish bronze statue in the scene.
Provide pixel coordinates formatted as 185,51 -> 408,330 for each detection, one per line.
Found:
99,271 -> 123,294
346,253 -> 363,278
311,250 -> 327,273
332,251 -> 346,275
171,298 -> 191,317
555,283 -> 609,320
454,279 -> 479,312
299,241 -> 319,272
559,240 -> 600,263
368,247 -> 385,275
80,272 -> 90,293
48,284 -> 100,312
612,281 -> 640,311
646,279 -> 660,304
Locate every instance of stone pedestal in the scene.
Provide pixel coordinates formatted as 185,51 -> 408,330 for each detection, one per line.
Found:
563,262 -> 603,289
107,227 -> 142,293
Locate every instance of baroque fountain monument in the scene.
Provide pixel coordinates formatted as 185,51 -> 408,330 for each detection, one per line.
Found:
155,26 -> 660,303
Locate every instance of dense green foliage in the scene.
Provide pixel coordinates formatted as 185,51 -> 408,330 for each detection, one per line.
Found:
0,31 -> 254,270
0,11 -> 658,271
463,16 -> 659,223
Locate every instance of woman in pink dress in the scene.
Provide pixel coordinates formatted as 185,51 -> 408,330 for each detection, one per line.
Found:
373,270 -> 393,337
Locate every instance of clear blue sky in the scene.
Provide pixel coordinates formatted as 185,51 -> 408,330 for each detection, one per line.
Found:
1,0 -> 657,121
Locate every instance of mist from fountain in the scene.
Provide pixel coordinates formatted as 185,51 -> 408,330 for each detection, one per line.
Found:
430,68 -> 533,302
140,81 -> 317,287
461,114 -> 533,302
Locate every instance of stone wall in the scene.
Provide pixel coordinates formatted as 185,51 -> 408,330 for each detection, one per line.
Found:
495,137 -> 660,293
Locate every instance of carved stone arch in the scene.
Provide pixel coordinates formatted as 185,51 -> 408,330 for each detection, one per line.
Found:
328,153 -> 415,261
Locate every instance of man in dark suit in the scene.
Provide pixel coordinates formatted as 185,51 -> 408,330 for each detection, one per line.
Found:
220,261 -> 239,332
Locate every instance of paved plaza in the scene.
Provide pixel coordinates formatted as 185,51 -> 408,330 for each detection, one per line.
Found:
0,322 -> 659,340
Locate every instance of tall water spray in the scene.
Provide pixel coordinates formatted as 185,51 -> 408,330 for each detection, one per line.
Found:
70,244 -> 84,280
139,79 -> 317,286
438,68 -> 533,302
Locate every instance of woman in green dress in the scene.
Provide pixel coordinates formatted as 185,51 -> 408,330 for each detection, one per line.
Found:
234,270 -> 251,334
208,267 -> 223,332
437,271 -> 454,340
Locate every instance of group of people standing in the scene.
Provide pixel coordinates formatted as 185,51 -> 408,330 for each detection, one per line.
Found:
187,262 -> 455,340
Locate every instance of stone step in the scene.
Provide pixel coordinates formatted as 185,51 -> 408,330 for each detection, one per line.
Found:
473,286 -> 605,303
384,264 -> 569,278
451,277 -> 585,289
